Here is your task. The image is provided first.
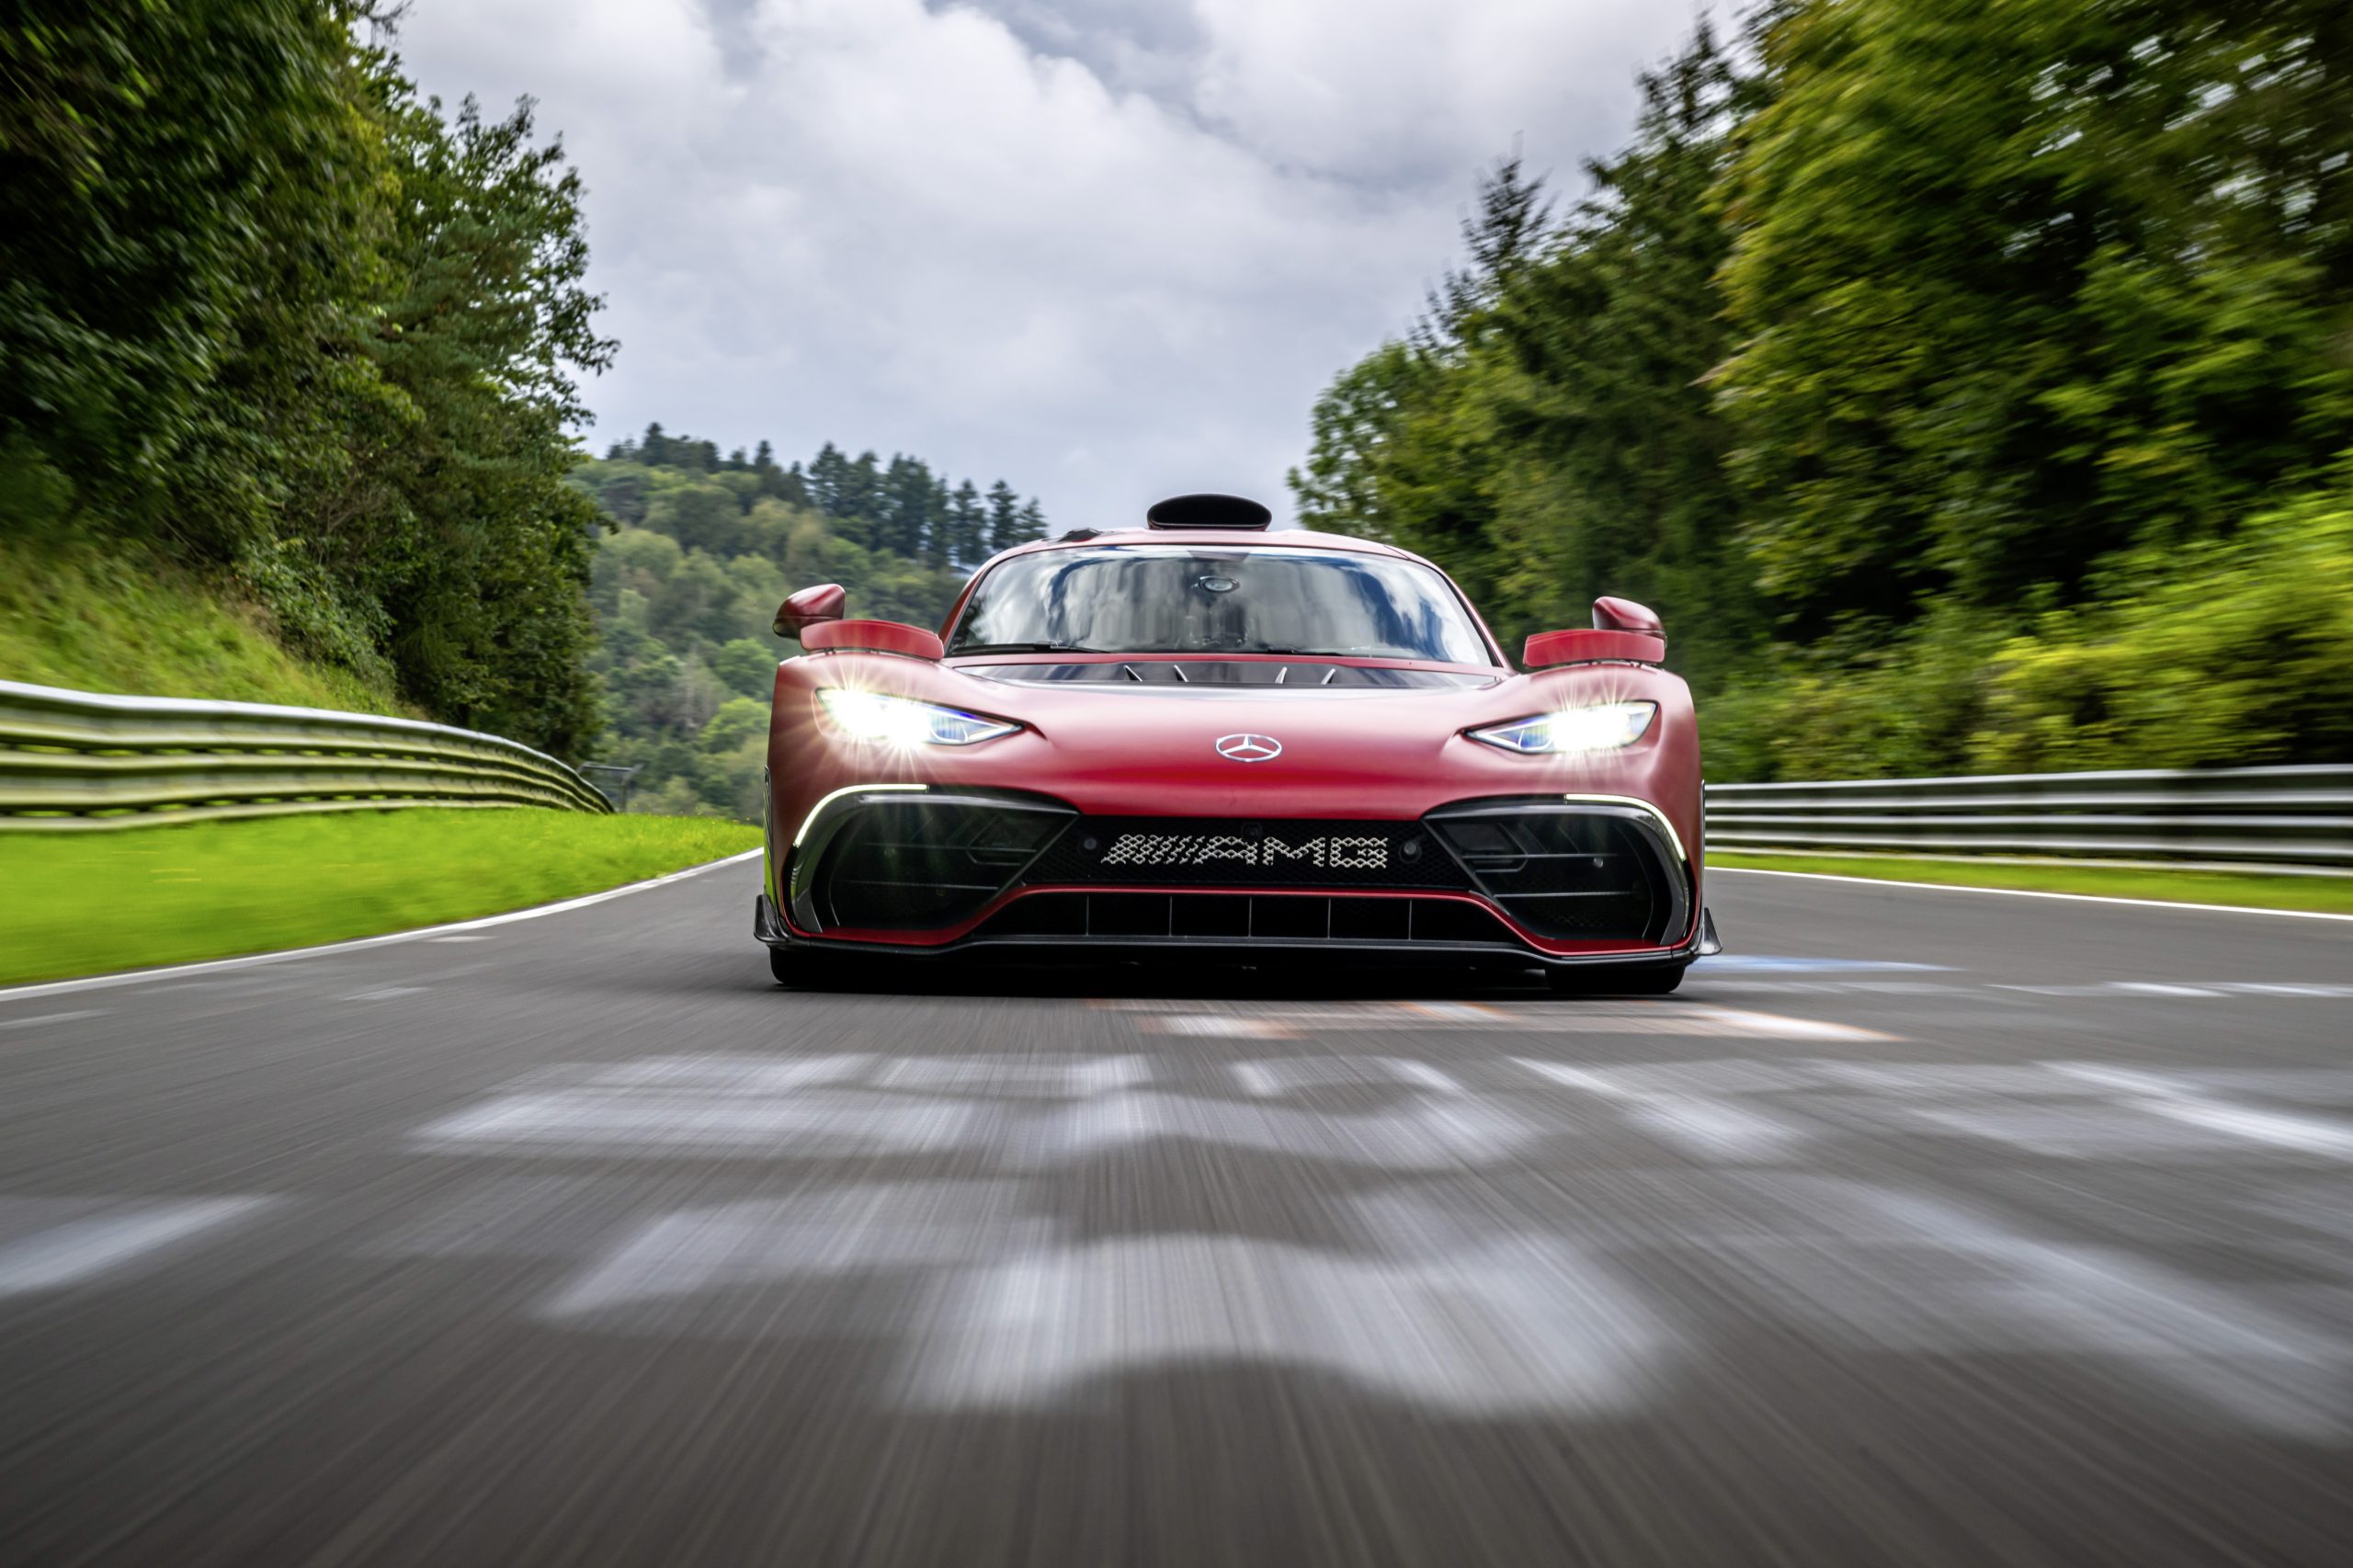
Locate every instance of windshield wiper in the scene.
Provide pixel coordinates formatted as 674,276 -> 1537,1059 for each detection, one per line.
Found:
949,641 -> 1108,655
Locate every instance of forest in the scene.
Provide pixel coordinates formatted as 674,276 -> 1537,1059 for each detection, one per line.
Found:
1294,0 -> 2353,779
570,429 -> 1045,817
3,1 -> 610,756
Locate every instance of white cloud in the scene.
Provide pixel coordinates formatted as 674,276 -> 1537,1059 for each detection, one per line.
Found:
391,0 -> 1704,530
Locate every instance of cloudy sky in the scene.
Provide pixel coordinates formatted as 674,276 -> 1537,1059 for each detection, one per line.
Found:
392,0 -> 1708,528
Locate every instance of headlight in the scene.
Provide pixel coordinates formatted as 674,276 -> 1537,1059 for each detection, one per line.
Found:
818,689 -> 1020,746
1469,701 -> 1656,755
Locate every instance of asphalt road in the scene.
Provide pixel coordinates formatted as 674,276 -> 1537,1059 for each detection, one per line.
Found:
2,861 -> 2350,1565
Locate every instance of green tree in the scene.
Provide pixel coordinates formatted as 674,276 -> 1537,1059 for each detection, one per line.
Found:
985,480 -> 1022,552
1715,0 -> 2353,628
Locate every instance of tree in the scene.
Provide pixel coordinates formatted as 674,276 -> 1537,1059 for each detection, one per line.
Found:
985,480 -> 1022,553
880,453 -> 935,557
1014,498 -> 1047,545
1714,0 -> 2353,628
307,84 -> 616,753
806,441 -> 847,514
948,480 -> 986,564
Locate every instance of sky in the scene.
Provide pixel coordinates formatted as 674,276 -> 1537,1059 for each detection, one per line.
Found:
391,0 -> 1709,529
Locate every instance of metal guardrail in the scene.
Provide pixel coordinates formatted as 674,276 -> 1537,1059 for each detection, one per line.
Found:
1704,764 -> 2353,867
0,680 -> 613,831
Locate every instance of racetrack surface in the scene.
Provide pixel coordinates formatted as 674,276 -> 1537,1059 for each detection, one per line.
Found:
2,865 -> 2349,1564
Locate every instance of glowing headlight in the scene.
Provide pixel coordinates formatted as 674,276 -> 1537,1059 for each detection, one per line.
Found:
1469,701 -> 1656,755
817,689 -> 1020,747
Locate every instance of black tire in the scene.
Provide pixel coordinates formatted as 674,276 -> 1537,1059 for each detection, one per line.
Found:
767,945 -> 819,987
1545,962 -> 1687,996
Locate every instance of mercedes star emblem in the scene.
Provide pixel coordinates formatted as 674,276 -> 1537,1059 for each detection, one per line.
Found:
1214,733 -> 1283,763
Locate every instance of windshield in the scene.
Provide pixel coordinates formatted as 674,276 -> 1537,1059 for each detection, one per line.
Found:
947,545 -> 1493,663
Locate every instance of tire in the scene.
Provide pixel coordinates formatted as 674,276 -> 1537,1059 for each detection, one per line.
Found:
1546,962 -> 1687,996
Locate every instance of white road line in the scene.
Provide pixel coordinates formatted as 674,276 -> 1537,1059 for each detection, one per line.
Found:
1693,1006 -> 1894,1042
1384,1058 -> 1467,1096
0,849 -> 763,1003
0,1010 -> 104,1030
0,1198 -> 272,1296
1711,865 -> 2353,921
2054,1064 -> 2353,1162
1149,1016 -> 1297,1040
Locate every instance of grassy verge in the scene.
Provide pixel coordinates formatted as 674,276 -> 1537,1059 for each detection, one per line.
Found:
0,532 -> 407,714
0,809 -> 761,985
1709,850 -> 2353,915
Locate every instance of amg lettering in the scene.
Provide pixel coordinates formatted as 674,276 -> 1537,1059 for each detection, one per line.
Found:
1099,833 -> 1392,870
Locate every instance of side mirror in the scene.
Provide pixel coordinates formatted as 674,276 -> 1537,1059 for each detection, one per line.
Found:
774,583 -> 847,640
1522,596 -> 1669,667
1591,596 -> 1663,643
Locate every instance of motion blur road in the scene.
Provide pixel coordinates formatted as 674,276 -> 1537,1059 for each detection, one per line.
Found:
2,862 -> 2350,1565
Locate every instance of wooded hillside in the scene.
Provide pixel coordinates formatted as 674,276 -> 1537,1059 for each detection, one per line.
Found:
1296,2 -> 2353,778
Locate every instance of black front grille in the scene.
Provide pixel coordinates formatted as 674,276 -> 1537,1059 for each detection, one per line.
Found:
972,892 -> 1519,947
1427,803 -> 1680,942
802,795 -> 1068,930
1023,817 -> 1471,891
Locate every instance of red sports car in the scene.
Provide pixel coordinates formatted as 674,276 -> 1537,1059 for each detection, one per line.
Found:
756,494 -> 1720,992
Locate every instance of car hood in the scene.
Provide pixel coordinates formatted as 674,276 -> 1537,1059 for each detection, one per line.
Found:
771,650 -> 1698,824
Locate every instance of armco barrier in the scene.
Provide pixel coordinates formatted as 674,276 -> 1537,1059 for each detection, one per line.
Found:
1704,765 -> 2353,868
0,680 -> 613,830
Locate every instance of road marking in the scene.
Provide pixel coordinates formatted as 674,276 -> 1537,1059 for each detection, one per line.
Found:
0,1010 -> 104,1030
2056,1065 -> 2353,1162
1711,865 -> 2353,921
589,1053 -> 871,1092
1111,999 -> 1903,1040
415,1082 -> 1544,1170
1229,1058 -> 1467,1098
1149,1015 -> 1297,1039
0,1198 -> 272,1296
1518,1062 -> 1808,1162
904,1233 -> 1668,1415
871,1055 -> 1151,1096
0,849 -> 763,1001
1691,1006 -> 1893,1041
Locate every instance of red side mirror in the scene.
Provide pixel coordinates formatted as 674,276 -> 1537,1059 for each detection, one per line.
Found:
801,619 -> 946,661
775,583 -> 847,640
1592,596 -> 1664,642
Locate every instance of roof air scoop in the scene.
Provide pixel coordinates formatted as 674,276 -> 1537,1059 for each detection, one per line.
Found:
1146,494 -> 1274,530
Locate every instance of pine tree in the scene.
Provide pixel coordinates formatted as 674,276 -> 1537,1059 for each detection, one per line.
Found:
881,454 -> 934,557
806,442 -> 847,515
837,449 -> 881,540
985,480 -> 1021,553
922,475 -> 955,568
949,480 -> 986,565
642,421 -> 671,466
1014,498 -> 1047,544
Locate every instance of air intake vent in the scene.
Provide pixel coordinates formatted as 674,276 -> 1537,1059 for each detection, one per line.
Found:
1427,801 -> 1683,943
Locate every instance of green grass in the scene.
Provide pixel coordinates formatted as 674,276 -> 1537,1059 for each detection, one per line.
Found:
0,809 -> 761,985
0,532 -> 407,713
1710,850 -> 2353,915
